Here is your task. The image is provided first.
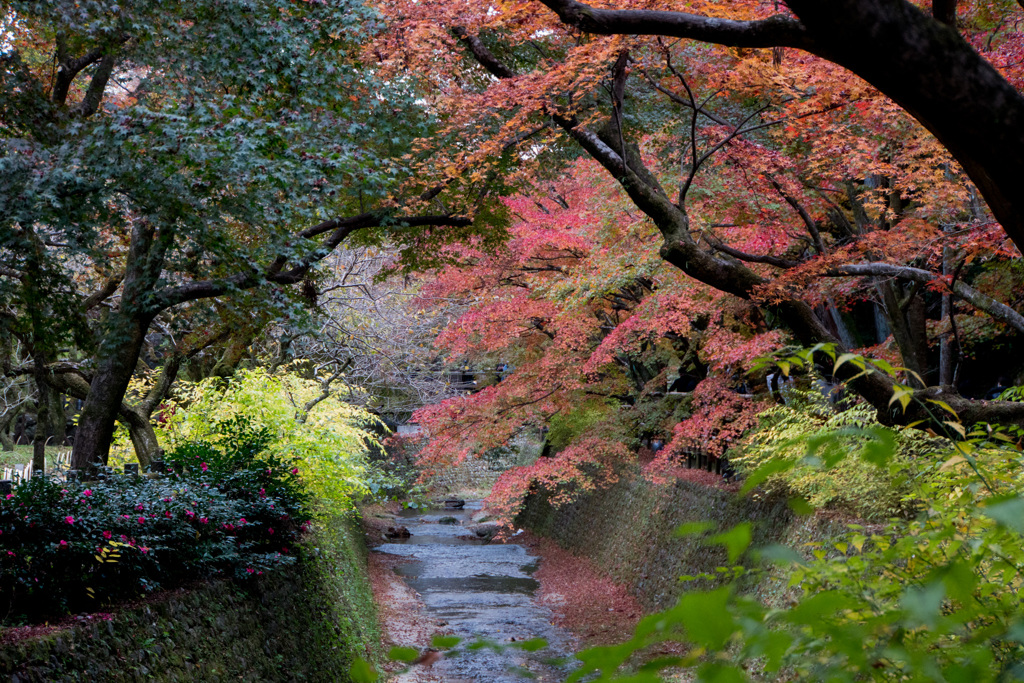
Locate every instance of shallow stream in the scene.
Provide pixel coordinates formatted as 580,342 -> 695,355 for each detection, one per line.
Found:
375,501 -> 577,682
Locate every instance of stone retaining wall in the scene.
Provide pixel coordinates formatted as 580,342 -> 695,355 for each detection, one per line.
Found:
516,468 -> 842,612
0,514 -> 380,682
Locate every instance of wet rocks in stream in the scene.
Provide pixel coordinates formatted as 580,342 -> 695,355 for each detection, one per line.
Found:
375,500 -> 576,682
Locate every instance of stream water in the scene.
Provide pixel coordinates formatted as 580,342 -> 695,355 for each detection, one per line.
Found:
375,501 -> 577,682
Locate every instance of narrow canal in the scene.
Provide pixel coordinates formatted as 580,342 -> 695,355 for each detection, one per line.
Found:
375,501 -> 577,682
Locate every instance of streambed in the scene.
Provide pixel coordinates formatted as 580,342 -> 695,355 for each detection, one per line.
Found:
375,501 -> 577,682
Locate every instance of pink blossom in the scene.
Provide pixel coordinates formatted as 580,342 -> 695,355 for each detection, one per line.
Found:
83,489 -> 93,497
6,551 -> 14,557
135,503 -> 145,511
268,528 -> 274,535
223,523 -> 235,531
137,516 -> 146,524
200,462 -> 209,472
103,530 -> 112,539
64,515 -> 74,525
238,518 -> 247,525
199,517 -> 209,524
140,547 -> 150,555
165,511 -> 172,518
59,540 -> 67,547
246,567 -> 255,574
259,488 -> 266,497
291,468 -> 298,475
185,510 -> 195,519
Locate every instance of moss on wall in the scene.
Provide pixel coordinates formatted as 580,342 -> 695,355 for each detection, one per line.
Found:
517,467 -> 844,612
0,513 -> 381,682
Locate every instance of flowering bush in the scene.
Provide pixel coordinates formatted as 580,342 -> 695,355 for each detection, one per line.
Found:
0,421 -> 309,623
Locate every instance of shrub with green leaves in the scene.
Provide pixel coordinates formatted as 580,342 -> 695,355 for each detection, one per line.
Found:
562,353 -> 1024,682
160,368 -> 377,514
730,387 -> 950,520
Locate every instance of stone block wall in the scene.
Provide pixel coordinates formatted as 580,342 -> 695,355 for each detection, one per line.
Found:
0,514 -> 380,682
516,468 -> 841,612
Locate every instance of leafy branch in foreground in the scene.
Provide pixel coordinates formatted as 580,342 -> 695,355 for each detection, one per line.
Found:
567,349 -> 1024,682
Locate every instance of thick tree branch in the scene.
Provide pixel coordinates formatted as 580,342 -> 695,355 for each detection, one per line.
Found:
74,53 -> 115,118
541,0 -> 1024,254
82,273 -> 124,310
452,27 -> 516,79
154,213 -> 470,311
705,237 -> 802,269
52,42 -> 104,106
932,0 -> 958,27
537,0 -> 815,50
828,262 -> 1024,334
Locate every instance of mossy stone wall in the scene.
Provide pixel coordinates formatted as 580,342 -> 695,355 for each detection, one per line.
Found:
516,469 -> 840,612
0,513 -> 380,682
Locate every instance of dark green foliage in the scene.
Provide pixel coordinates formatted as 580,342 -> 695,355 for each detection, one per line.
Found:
0,420 -> 309,622
0,514 -> 382,683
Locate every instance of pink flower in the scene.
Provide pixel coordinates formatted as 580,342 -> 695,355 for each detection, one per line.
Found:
259,488 -> 266,497
291,468 -> 298,475
6,551 -> 14,557
140,547 -> 150,555
83,489 -> 93,497
246,567 -> 255,574
120,535 -> 128,542
64,515 -> 74,525
135,503 -> 145,511
137,516 -> 145,524
238,518 -> 247,525
59,540 -> 67,547
223,523 -> 235,531
199,517 -> 209,524
103,530 -> 112,539
185,510 -> 195,519
121,514 -> 130,520
5,494 -> 12,499
200,462 -> 209,472
165,511 -> 172,518
267,528 -> 274,535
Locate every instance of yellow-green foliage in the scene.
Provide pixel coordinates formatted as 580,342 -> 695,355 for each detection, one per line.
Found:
731,390 -> 951,520
161,368 -> 378,514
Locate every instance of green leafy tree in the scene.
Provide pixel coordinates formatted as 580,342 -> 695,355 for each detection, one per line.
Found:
0,0 -> 470,468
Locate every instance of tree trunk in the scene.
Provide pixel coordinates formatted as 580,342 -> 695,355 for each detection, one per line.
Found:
32,363 -> 49,476
0,402 -> 24,452
71,313 -> 151,469
877,281 -> 930,387
122,408 -> 159,470
939,246 -> 957,387
49,390 -> 66,446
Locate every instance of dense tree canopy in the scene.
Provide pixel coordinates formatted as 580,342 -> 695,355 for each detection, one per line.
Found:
0,0 -> 472,467
372,0 -> 1024,431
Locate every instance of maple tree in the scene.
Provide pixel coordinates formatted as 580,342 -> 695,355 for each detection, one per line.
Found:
374,0 -> 1024,431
